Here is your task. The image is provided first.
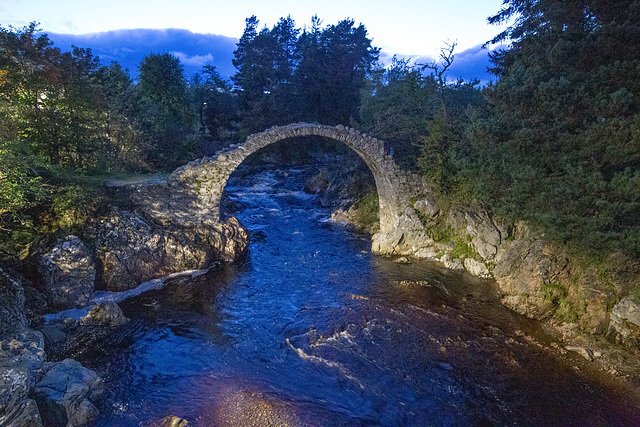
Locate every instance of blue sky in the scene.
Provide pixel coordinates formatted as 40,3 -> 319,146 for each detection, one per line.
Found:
2,0 -> 509,81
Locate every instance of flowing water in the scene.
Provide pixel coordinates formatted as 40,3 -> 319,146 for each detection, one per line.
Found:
56,168 -> 640,425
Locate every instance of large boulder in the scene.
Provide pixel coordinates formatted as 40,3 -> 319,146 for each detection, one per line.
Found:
493,224 -> 569,318
608,296 -> 640,347
465,211 -> 501,261
303,169 -> 329,195
463,258 -> 491,279
0,331 -> 46,427
34,358 -> 104,427
151,416 -> 189,427
96,207 -> 248,291
37,236 -> 95,310
0,268 -> 28,339
372,207 -> 433,256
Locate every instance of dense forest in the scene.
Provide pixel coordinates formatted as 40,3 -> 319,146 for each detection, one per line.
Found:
1,0 -> 639,259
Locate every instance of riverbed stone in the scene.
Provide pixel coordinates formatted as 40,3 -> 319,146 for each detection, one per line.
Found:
413,246 -> 439,259
34,358 -> 104,427
303,169 -> 329,195
463,258 -> 491,278
37,235 -> 95,310
152,416 -> 190,427
565,346 -> 596,361
0,331 -> 46,427
440,253 -> 464,270
80,302 -> 129,326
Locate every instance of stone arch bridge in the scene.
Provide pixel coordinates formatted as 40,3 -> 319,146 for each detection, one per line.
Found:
134,123 -> 427,252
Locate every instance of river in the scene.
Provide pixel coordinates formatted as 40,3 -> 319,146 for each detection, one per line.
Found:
54,167 -> 640,425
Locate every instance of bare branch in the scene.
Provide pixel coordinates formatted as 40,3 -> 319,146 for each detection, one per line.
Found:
418,40 -> 457,114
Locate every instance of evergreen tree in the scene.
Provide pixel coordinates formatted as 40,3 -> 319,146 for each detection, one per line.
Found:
476,0 -> 640,254
137,53 -> 192,169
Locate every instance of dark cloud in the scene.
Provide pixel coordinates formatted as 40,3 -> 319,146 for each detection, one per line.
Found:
45,28 -> 238,81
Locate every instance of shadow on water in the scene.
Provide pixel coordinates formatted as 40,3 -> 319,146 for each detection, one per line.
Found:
53,167 -> 640,426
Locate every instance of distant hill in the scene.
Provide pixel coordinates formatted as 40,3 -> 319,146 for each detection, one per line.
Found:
46,28 -> 496,84
47,28 -> 238,81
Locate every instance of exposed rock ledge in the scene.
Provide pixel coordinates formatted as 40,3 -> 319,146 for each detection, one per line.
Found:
95,206 -> 248,292
370,193 -> 640,354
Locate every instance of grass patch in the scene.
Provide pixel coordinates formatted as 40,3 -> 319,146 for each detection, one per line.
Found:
450,240 -> 477,260
349,189 -> 379,233
542,283 -> 579,323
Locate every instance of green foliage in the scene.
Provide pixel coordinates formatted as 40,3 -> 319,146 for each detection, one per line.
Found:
425,218 -> 455,243
542,283 -> 567,306
349,189 -> 380,233
49,184 -> 102,229
473,0 -> 640,256
232,15 -> 379,135
541,283 -> 579,323
295,18 -> 380,125
137,53 -> 194,169
359,57 -> 440,170
0,139 -> 46,229
138,53 -> 187,110
450,240 -> 478,260
191,66 -> 238,141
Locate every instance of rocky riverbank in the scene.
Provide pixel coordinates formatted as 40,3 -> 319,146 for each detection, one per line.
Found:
2,159 -> 640,423
307,162 -> 640,379
0,177 -> 250,426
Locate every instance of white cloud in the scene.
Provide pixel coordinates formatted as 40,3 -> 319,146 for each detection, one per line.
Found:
170,52 -> 215,67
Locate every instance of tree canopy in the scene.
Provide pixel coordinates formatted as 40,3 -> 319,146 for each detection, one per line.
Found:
475,0 -> 640,255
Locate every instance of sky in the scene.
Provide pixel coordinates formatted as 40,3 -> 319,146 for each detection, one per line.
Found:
2,0 -> 509,81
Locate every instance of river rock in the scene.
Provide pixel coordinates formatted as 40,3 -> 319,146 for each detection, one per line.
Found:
440,253 -> 465,270
413,195 -> 440,218
151,416 -> 189,427
0,331 -> 46,427
565,346 -> 596,361
34,358 -> 104,427
96,207 -> 248,291
372,207 -> 432,255
465,211 -> 501,260
0,268 -> 28,339
608,296 -> 640,346
463,258 -> 491,279
330,208 -> 350,223
413,246 -> 439,259
37,235 -> 95,310
80,302 -> 129,326
303,170 -> 329,195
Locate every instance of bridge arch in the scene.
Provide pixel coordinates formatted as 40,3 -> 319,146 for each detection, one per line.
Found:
165,123 -> 412,234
